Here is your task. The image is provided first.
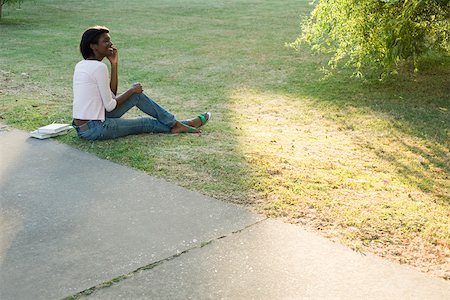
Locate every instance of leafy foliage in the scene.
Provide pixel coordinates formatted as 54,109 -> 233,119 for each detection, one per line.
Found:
292,0 -> 450,77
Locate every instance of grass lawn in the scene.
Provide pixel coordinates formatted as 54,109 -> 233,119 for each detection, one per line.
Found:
1,0 -> 449,279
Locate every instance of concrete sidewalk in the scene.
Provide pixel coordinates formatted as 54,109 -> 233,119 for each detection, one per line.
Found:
0,126 -> 449,299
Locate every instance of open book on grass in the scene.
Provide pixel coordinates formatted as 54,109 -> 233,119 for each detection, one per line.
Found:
30,123 -> 72,139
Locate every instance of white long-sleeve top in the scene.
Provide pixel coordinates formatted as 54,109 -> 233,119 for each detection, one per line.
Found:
72,60 -> 117,121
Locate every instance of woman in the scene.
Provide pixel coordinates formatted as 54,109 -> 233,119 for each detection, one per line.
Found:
72,26 -> 210,140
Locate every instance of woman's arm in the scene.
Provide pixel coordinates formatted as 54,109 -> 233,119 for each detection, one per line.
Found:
107,47 -> 119,96
95,63 -> 118,112
105,47 -> 143,108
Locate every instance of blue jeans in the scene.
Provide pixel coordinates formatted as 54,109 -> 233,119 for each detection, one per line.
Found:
75,93 -> 178,140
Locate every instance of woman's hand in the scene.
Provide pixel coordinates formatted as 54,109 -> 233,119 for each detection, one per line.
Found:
115,83 -> 144,107
131,82 -> 143,94
107,47 -> 119,65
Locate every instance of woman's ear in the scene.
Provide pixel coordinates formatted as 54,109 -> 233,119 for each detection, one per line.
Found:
90,43 -> 97,52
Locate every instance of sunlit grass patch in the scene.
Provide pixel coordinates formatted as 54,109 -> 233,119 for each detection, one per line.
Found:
229,88 -> 450,276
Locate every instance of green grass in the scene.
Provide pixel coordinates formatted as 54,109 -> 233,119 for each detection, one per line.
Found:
1,0 -> 449,279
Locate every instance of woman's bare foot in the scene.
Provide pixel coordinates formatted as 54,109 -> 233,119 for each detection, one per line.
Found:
186,112 -> 211,128
170,121 -> 200,134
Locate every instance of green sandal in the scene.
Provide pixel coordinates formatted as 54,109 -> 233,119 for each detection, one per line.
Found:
198,112 -> 211,127
187,126 -> 199,133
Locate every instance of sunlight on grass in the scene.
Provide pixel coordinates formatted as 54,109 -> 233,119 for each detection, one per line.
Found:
229,88 -> 449,276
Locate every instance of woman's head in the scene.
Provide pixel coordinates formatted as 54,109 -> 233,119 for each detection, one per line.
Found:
80,26 -> 111,59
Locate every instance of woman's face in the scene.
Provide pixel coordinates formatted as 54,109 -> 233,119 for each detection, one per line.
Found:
91,33 -> 113,58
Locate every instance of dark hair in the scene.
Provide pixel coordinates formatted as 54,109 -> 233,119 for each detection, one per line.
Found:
79,26 -> 110,59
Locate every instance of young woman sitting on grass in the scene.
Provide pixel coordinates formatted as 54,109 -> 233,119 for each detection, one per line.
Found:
72,25 -> 210,140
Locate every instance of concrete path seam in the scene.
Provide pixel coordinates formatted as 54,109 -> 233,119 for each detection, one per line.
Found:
62,217 -> 269,299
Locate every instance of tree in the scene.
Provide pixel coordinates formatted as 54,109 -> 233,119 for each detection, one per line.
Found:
0,0 -> 24,20
292,0 -> 450,77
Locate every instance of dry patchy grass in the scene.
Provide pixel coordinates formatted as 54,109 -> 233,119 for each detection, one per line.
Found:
229,88 -> 450,278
